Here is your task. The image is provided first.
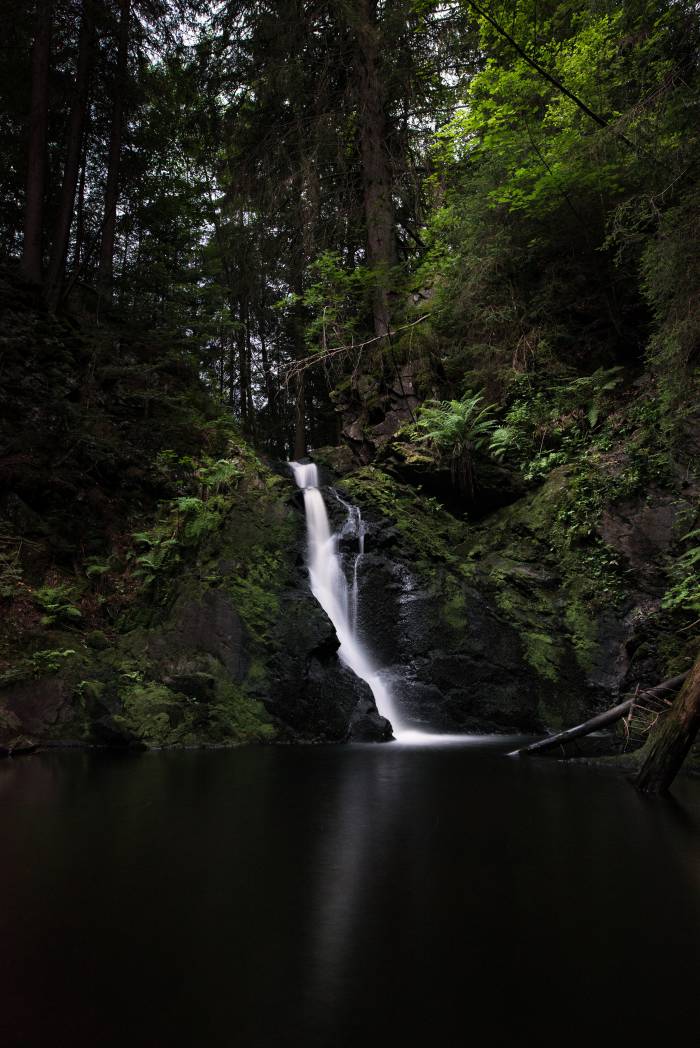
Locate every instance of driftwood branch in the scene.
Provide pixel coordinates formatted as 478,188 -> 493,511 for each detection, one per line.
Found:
508,674 -> 689,757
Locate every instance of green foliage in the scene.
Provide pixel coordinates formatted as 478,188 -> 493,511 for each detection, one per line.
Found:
410,392 -> 496,494
113,677 -> 275,748
198,459 -> 243,493
300,253 -> 378,348
638,187 -> 700,422
0,543 -> 22,599
228,551 -> 283,643
32,585 -> 82,628
84,560 -> 111,580
662,531 -> 700,613
29,648 -> 77,675
488,367 -> 625,479
174,496 -> 225,542
133,528 -> 181,586
413,0 -> 699,444
130,452 -> 250,585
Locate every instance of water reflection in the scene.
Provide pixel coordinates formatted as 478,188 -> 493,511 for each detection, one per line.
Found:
0,745 -> 698,1046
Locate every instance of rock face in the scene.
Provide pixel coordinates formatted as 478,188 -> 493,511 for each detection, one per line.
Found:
335,362 -> 424,464
260,583 -> 391,742
0,706 -> 37,756
3,445 -> 695,753
337,465 -> 699,735
0,473 -> 392,752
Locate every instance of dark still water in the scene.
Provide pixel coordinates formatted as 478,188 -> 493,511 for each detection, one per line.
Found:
1,738 -> 699,1046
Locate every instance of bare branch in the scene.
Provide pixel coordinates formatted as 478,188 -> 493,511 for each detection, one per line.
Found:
282,311 -> 437,385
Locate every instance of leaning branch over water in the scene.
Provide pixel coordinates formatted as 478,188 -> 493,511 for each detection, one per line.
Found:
508,674 -> 689,757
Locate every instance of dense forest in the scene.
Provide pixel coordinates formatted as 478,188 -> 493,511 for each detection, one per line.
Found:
1,4 -> 700,1044
1,0 -> 699,787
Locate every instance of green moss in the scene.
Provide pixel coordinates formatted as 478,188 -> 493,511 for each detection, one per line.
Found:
564,597 -> 598,673
523,630 -> 560,683
86,629 -> 109,650
340,466 -> 468,564
211,680 -> 276,743
228,551 -> 283,642
113,683 -> 182,746
441,576 -> 468,632
114,679 -> 275,748
244,656 -> 268,689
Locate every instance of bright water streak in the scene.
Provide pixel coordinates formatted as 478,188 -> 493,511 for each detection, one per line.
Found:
329,487 -> 365,632
290,461 -> 406,734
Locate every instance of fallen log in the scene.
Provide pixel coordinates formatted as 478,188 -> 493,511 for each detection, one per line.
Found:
508,674 -> 689,757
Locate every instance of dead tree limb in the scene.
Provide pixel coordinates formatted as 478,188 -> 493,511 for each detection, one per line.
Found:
282,312 -> 436,385
508,674 -> 688,757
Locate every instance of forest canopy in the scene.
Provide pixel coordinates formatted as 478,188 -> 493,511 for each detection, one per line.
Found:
1,0 -> 698,457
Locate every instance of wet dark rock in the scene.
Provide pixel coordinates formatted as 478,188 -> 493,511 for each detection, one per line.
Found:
265,586 -> 386,743
333,464 -> 699,738
1,677 -> 74,738
598,494 -> 681,585
355,551 -> 548,733
348,696 -> 393,741
163,672 -> 216,702
0,734 -> 38,756
150,589 -> 248,679
314,445 -> 356,475
0,706 -> 38,756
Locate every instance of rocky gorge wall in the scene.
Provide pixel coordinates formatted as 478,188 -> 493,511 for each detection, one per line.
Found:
0,456 -> 389,755
331,459 -> 699,737
2,428 -> 697,754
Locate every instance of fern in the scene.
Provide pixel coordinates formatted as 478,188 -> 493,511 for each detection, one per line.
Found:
174,496 -> 205,514
174,495 -> 222,542
199,459 -> 242,493
662,530 -> 700,613
32,584 -> 82,627
411,391 -> 496,495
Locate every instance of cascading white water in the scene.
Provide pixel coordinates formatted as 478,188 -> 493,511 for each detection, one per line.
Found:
290,461 -> 405,736
329,487 -> 365,632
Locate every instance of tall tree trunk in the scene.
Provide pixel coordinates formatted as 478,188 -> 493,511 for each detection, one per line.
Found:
98,0 -> 131,301
21,0 -> 53,286
634,652 -> 700,794
71,134 -> 88,273
260,324 -> 275,407
237,298 -> 249,423
290,263 -> 307,459
228,334 -> 236,408
244,306 -> 255,423
46,0 -> 95,311
347,0 -> 397,337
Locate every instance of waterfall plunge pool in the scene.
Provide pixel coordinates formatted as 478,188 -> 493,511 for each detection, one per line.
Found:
1,742 -> 698,1046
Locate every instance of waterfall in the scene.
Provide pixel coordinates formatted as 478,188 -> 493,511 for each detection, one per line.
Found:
329,487 -> 365,632
290,461 -> 405,736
